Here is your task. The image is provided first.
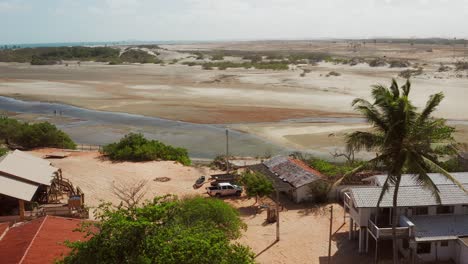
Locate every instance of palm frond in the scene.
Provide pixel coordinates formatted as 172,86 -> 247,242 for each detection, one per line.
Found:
346,131 -> 384,152
421,155 -> 467,193
401,79 -> 411,97
333,154 -> 388,187
406,152 -> 442,204
390,78 -> 400,98
418,93 -> 444,123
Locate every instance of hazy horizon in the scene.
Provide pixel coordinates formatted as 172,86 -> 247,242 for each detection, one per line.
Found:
1,0 -> 468,44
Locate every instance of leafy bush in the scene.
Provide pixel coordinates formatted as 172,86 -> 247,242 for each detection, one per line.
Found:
120,49 -> 157,63
60,196 -> 254,264
308,180 -> 331,203
102,133 -> 191,165
326,71 -> 341,77
399,67 -> 423,78
368,58 -> 387,67
0,46 -> 120,64
455,61 -> 468,71
211,54 -> 225,60
240,171 -> 274,203
389,60 -> 410,68
198,61 -> 289,71
0,117 -> 76,149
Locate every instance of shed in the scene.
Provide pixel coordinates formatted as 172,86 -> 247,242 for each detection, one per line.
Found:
0,150 -> 59,220
251,156 -> 325,203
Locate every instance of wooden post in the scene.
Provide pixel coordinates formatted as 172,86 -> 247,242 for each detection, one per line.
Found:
19,199 -> 25,220
225,129 -> 230,174
276,187 -> 280,242
328,205 -> 333,264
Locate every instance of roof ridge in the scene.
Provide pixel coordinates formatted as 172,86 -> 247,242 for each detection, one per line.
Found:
19,215 -> 48,264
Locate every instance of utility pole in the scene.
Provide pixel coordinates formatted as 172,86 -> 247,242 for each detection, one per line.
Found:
328,205 -> 333,264
276,187 -> 280,242
225,129 -> 230,174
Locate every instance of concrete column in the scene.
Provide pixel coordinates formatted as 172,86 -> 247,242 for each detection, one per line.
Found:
358,228 -> 364,253
366,227 -> 369,253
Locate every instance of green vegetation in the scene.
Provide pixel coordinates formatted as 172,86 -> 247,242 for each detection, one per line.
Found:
368,58 -> 387,67
211,54 -> 225,60
0,117 -> 76,149
455,61 -> 468,71
326,71 -> 341,77
0,46 -> 120,64
0,147 -> 8,156
338,79 -> 462,263
308,180 -> 331,203
389,60 -> 410,68
120,49 -> 157,63
198,61 -> 289,70
306,158 -> 356,178
102,133 -> 191,165
61,196 -> 254,264
242,54 -> 263,62
399,67 -> 423,78
240,171 -> 274,203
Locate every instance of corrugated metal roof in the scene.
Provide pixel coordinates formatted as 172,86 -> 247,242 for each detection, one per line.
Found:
263,156 -> 322,188
364,173 -> 468,187
0,150 -> 57,186
410,215 -> 468,241
350,184 -> 468,208
0,175 -> 39,201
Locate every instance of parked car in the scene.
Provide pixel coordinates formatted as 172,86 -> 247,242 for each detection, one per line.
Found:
206,182 -> 242,197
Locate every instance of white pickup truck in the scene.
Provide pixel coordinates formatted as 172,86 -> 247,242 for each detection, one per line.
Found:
206,182 -> 243,197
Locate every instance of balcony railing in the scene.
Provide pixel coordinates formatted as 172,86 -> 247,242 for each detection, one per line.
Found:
368,218 -> 411,240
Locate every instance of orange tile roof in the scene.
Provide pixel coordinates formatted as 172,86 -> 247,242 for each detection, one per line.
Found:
288,158 -> 325,178
0,216 -> 88,264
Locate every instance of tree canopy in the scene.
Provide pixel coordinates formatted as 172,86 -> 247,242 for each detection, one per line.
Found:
0,117 -> 76,149
60,196 -> 255,264
240,171 -> 274,203
102,133 -> 191,165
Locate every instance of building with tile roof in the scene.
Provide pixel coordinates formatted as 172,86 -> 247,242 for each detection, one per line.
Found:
0,216 -> 88,264
250,155 -> 326,203
342,173 -> 468,263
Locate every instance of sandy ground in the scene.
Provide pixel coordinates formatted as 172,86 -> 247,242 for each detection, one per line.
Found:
29,150 -> 220,210
1,41 -> 468,125
29,149 -> 374,263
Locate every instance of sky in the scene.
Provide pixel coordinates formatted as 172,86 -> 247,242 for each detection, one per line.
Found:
1,0 -> 468,44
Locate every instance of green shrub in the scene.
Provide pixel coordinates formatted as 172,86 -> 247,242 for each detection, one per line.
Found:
0,117 -> 76,149
102,133 -> 191,165
455,61 -> 468,71
211,54 -> 224,60
60,196 -> 254,264
0,46 -> 120,64
240,171 -> 274,203
399,67 -> 423,78
308,180 -> 331,203
120,49 -> 157,63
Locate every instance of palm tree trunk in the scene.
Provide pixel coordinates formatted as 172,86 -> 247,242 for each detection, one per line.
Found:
392,176 -> 402,264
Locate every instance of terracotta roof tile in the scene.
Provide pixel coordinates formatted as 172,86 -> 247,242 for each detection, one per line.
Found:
0,216 -> 88,264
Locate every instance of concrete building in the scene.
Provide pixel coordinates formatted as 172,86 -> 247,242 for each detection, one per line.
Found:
343,173 -> 468,263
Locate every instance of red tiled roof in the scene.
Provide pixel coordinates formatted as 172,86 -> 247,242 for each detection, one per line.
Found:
0,216 -> 88,264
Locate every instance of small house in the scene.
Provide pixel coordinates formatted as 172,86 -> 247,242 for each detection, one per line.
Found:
251,156 -> 326,203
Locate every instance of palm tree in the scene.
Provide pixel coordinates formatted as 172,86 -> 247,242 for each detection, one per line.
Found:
336,79 -> 466,264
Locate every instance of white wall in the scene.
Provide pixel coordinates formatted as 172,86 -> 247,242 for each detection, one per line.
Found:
456,239 -> 468,264
417,240 -> 457,263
